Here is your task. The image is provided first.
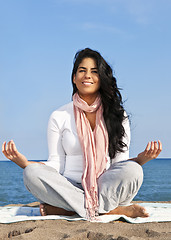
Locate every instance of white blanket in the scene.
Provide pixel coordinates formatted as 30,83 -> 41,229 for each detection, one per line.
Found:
0,203 -> 171,224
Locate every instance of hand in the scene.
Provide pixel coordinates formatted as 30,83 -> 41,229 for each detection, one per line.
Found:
137,140 -> 162,165
2,140 -> 30,168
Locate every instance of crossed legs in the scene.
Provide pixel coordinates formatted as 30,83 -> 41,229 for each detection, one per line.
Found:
23,161 -> 148,218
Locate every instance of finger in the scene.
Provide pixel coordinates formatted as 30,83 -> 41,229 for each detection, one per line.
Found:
148,141 -> 154,154
2,141 -> 8,156
11,141 -> 18,157
2,141 -> 11,159
158,140 -> 162,151
151,140 -> 162,158
9,140 -> 13,153
7,140 -> 16,159
145,142 -> 151,152
2,141 -> 6,153
8,140 -> 18,158
153,141 -> 159,154
156,140 -> 162,155
6,141 -> 12,155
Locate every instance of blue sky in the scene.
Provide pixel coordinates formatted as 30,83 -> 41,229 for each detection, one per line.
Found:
0,0 -> 171,160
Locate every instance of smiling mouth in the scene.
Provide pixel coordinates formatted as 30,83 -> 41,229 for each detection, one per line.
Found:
82,82 -> 93,85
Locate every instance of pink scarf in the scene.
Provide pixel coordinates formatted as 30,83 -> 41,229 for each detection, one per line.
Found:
73,93 -> 108,219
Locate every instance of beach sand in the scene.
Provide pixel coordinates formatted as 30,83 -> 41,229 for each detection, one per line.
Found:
1,202 -> 171,240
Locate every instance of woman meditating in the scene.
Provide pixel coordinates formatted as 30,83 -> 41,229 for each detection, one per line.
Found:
2,48 -> 162,220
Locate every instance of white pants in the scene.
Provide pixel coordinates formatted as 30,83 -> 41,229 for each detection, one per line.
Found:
23,160 -> 143,218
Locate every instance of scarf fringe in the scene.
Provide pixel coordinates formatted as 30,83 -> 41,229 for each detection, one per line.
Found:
85,188 -> 99,220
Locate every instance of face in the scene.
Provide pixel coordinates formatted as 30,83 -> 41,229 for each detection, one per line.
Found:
73,58 -> 100,101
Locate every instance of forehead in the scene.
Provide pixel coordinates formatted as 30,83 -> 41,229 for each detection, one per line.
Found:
78,58 -> 97,68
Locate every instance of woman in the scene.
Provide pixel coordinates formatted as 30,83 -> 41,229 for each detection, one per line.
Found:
2,48 -> 162,220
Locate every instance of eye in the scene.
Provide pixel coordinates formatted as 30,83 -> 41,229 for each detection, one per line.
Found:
92,70 -> 98,74
79,70 -> 85,72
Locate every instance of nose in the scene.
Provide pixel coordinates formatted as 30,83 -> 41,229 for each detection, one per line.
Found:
85,71 -> 91,79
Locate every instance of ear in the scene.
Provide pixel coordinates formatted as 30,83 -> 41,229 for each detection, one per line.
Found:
73,74 -> 76,84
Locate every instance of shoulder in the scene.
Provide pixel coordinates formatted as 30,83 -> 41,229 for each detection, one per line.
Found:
122,111 -> 131,141
123,111 -> 130,125
55,101 -> 73,113
49,101 -> 73,124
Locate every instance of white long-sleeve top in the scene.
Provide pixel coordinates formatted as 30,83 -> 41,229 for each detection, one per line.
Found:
44,101 -> 130,183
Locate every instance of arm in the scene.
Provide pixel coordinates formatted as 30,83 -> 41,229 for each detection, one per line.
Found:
111,113 -> 131,163
45,111 -> 66,174
130,140 -> 162,166
2,140 -> 44,169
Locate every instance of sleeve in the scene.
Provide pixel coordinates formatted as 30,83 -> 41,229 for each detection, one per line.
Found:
44,111 -> 66,174
111,112 -> 131,164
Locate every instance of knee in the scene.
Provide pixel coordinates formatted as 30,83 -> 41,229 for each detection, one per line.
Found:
98,160 -> 143,188
24,163 -> 39,179
117,161 -> 143,187
23,163 -> 42,188
123,160 -> 143,181
121,162 -> 144,194
23,163 -> 60,189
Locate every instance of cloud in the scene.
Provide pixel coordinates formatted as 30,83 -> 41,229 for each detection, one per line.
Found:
124,0 -> 152,25
54,0 -> 154,26
81,22 -> 134,39
83,22 -> 122,33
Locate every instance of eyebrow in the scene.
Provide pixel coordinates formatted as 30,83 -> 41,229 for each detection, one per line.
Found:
78,67 -> 98,70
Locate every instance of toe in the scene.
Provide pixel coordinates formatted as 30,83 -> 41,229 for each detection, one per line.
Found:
141,207 -> 149,218
40,204 -> 46,216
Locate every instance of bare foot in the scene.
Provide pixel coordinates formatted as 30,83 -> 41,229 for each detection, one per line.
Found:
40,204 -> 46,216
105,204 -> 149,218
39,203 -> 75,216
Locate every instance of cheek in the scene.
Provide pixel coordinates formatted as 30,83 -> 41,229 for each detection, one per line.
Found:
74,73 -> 82,83
74,79 -> 80,86
96,78 -> 100,86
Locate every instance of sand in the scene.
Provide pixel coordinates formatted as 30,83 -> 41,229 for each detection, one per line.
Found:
1,202 -> 171,240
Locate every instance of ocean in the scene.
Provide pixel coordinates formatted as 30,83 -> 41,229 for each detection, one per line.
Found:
0,159 -> 171,206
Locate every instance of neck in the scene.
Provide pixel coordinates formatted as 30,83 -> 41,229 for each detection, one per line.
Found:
78,93 -> 99,106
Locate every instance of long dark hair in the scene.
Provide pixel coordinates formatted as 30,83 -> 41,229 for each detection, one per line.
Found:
71,48 -> 128,159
